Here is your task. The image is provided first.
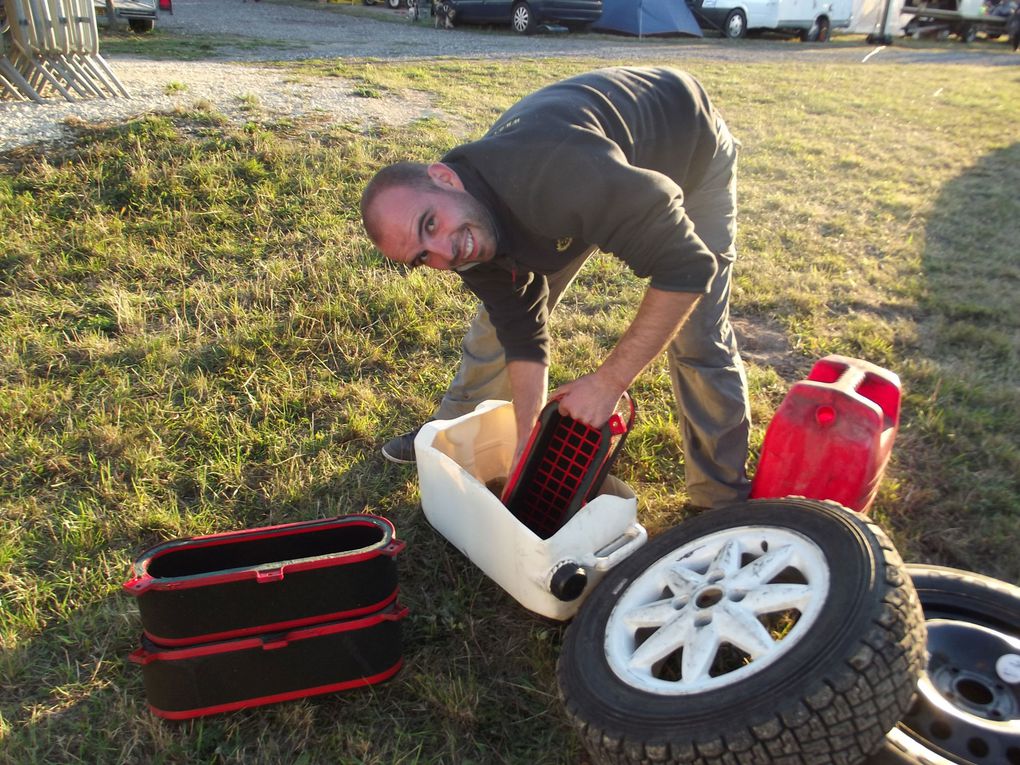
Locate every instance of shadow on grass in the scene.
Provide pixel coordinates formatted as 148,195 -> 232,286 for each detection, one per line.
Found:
895,140 -> 1020,582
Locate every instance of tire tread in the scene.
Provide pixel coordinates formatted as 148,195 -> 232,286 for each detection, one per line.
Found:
558,500 -> 927,765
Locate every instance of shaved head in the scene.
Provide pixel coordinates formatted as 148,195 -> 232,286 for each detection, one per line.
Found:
360,162 -> 436,245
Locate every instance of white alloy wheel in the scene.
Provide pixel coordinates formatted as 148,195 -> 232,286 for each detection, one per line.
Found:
604,526 -> 829,695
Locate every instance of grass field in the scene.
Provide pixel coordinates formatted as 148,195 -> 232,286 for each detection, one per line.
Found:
1,41 -> 1018,765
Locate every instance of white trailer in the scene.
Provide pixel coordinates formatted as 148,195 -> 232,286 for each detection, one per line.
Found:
688,0 -> 855,39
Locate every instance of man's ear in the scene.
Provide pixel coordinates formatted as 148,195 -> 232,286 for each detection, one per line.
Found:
427,162 -> 465,191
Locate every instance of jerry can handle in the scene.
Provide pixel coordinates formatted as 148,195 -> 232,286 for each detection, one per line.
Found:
592,523 -> 647,572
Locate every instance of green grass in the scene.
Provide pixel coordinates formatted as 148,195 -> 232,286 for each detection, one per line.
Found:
1,53 -> 1018,764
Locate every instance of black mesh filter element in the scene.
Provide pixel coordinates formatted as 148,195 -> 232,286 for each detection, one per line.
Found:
501,395 -> 634,539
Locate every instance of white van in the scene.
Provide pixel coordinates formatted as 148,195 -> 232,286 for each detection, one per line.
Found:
686,0 -> 854,39
94,0 -> 160,33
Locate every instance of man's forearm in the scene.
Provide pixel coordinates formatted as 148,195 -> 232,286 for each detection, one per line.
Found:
507,359 -> 548,456
554,287 -> 701,427
599,287 -> 700,392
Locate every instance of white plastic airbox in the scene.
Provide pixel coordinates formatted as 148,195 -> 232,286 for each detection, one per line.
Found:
415,400 -> 646,620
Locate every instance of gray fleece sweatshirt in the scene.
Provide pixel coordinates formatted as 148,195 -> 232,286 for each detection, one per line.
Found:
443,66 -> 724,365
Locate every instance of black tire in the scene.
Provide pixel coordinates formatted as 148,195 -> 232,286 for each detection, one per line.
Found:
128,18 -> 154,33
870,564 -> 1020,765
511,1 -> 535,34
387,0 -> 402,8
800,16 -> 830,42
722,8 -> 746,39
558,498 -> 927,765
817,16 -> 831,42
960,24 -> 977,43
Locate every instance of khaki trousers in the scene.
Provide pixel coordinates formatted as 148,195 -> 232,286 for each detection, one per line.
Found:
434,118 -> 751,508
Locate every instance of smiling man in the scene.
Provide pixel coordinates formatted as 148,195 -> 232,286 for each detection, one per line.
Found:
360,66 -> 752,510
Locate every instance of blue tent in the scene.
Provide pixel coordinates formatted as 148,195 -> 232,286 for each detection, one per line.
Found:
593,0 -> 703,36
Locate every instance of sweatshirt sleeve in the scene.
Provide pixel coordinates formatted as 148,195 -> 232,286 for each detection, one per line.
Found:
458,266 -> 551,365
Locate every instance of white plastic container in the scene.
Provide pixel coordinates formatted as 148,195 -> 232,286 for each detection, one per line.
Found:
415,400 -> 647,621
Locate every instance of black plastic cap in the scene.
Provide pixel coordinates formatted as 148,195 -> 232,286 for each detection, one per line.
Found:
550,564 -> 588,602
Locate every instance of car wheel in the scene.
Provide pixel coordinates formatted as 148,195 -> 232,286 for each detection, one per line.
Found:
869,564 -> 1020,765
557,498 -> 927,765
722,8 -> 746,39
128,18 -> 154,33
387,0 -> 402,8
817,16 -> 831,41
511,2 -> 535,34
800,16 -> 830,42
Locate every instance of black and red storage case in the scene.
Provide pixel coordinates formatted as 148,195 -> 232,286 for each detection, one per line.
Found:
130,602 -> 408,720
124,514 -> 408,719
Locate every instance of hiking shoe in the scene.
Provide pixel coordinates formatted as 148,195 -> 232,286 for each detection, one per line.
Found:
381,428 -> 421,464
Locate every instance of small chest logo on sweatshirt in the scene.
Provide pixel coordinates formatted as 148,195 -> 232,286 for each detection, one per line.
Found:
555,237 -> 573,252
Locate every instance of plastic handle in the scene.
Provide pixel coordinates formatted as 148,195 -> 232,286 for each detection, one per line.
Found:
122,575 -> 152,594
382,604 -> 410,621
592,523 -> 647,572
128,647 -> 149,665
383,538 -> 407,558
609,391 -> 637,436
255,568 -> 284,584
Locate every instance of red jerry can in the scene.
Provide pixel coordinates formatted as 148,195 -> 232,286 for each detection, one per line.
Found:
750,355 -> 901,513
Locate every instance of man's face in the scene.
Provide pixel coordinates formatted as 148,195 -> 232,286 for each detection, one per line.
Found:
371,169 -> 498,272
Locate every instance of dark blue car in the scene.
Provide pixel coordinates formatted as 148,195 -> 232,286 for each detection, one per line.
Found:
446,0 -> 602,34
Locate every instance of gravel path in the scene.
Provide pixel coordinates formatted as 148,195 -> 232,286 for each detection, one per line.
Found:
1,0 -> 1014,153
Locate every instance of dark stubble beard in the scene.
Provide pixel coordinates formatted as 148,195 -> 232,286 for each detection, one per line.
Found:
449,188 -> 499,263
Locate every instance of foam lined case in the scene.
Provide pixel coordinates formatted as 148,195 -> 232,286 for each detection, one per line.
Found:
124,515 -> 404,646
130,603 -> 409,720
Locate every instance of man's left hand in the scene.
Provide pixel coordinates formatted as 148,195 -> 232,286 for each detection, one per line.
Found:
552,373 -> 625,428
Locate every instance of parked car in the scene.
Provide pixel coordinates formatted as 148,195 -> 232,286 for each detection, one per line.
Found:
442,0 -> 603,34
685,0 -> 852,40
94,0 -> 159,34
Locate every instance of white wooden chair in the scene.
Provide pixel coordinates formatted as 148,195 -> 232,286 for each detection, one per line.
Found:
1,3 -> 43,100
1,0 -> 127,101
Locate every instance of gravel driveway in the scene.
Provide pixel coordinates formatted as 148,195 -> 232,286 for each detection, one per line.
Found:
0,0 -> 1013,152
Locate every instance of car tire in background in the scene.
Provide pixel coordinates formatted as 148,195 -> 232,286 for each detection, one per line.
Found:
866,564 -> 1020,765
128,18 -> 154,32
723,8 -> 745,38
800,15 -> 830,42
557,498 -> 927,765
511,1 -> 535,33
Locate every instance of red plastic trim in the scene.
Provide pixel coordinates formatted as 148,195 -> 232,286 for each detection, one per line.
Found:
145,659 -> 404,720
140,589 -> 401,647
132,604 -> 409,664
501,393 -> 634,505
124,515 -> 401,595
